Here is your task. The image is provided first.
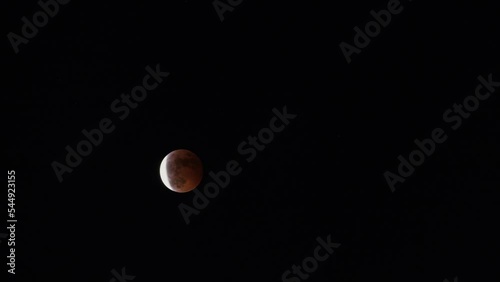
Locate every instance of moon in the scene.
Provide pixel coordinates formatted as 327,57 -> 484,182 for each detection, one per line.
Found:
159,149 -> 203,193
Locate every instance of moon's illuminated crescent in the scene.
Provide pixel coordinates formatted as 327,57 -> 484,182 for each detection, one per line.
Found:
159,155 -> 171,190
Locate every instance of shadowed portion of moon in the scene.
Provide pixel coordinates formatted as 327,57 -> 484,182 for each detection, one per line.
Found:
160,149 -> 203,193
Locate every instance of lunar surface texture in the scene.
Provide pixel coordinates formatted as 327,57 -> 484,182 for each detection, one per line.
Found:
160,149 -> 203,193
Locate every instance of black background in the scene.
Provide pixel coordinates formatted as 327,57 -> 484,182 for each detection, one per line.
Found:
4,0 -> 499,281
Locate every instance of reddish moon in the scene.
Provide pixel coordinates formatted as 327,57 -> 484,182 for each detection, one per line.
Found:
159,149 -> 203,193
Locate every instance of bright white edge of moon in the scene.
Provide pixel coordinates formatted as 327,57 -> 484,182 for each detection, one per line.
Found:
159,155 -> 172,190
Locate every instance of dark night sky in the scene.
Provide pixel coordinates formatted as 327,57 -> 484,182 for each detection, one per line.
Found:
4,0 -> 499,282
